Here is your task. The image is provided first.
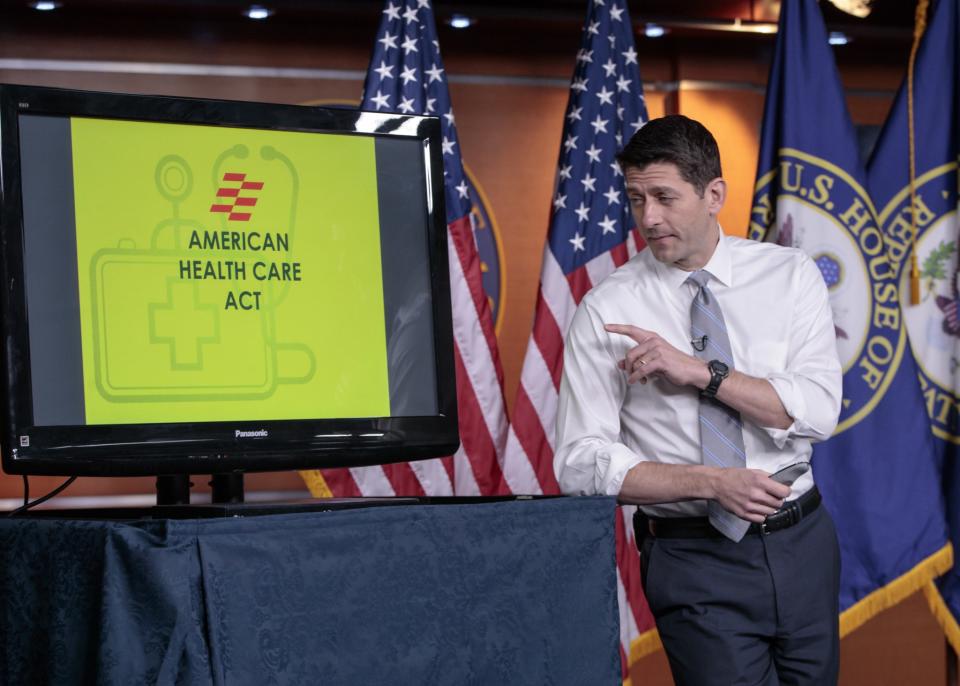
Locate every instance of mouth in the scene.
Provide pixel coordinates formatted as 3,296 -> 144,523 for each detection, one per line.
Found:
645,234 -> 674,244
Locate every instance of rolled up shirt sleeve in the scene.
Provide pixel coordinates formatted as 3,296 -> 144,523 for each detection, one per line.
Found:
763,254 -> 842,447
554,301 -> 644,496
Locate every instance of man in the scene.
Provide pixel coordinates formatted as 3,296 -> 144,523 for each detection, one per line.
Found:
555,115 -> 843,685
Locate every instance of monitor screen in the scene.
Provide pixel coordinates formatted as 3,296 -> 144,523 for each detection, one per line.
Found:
0,85 -> 458,476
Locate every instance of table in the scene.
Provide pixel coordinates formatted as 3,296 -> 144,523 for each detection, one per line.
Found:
0,496 -> 619,685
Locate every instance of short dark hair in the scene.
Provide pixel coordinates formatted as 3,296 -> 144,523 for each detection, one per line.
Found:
615,115 -> 722,196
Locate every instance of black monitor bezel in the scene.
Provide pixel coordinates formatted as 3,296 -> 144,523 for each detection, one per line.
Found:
0,84 -> 458,476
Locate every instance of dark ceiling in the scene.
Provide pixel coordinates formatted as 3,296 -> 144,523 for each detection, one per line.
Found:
0,0 -> 918,69
0,0 -> 918,37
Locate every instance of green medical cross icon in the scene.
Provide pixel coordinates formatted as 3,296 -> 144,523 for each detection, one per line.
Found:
149,278 -> 220,370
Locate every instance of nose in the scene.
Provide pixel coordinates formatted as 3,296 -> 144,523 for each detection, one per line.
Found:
640,199 -> 661,229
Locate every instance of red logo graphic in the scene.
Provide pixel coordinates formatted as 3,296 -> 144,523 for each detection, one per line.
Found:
210,172 -> 264,222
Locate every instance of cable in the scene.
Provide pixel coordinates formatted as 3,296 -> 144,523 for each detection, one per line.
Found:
7,476 -> 77,517
21,475 -> 29,508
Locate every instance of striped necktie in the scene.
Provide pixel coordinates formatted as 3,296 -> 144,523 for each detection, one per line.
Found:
687,270 -> 750,542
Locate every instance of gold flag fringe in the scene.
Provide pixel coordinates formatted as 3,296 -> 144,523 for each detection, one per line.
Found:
840,544 -> 953,637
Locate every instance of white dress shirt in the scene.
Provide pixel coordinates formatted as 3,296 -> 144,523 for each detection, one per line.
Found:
554,231 -> 842,518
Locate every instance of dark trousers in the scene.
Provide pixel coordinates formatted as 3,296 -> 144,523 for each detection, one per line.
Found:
639,505 -> 840,686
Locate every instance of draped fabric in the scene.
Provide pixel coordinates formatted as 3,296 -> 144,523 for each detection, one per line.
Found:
0,497 -> 619,685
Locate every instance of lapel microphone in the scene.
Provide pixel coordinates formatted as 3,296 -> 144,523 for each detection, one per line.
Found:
691,335 -> 708,352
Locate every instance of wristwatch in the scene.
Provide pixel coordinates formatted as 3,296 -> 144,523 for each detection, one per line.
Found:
702,360 -> 729,399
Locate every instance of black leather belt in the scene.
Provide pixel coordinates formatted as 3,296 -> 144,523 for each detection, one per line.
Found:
641,485 -> 821,539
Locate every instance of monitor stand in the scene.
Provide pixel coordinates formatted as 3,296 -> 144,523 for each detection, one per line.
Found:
156,474 -> 192,506
149,472 -> 417,518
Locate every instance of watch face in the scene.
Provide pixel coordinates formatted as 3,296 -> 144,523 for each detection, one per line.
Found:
709,360 -> 729,375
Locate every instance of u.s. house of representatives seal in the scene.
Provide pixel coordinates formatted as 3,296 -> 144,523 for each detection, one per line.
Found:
751,148 -> 906,435
878,160 -> 960,442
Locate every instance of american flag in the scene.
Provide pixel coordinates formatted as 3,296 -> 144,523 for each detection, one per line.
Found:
307,0 -> 508,497
498,0 -> 657,675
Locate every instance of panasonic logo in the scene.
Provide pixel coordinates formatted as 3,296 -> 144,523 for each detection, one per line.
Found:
235,429 -> 268,438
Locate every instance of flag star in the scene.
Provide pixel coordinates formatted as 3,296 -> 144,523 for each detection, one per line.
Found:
594,0 -> 604,5
577,49 -> 594,63
398,96 -> 415,113
607,34 -> 617,47
374,61 -> 394,80
610,5 -> 624,21
615,132 -> 623,146
425,63 -> 444,82
554,193 -> 567,210
378,33 -> 398,50
442,136 -> 456,155
567,106 -> 583,122
559,164 -> 573,180
617,105 -> 625,120
417,0 -> 430,7
370,90 -> 391,110
587,21 -> 600,35
603,186 -> 621,205
596,86 -> 614,105
575,202 -> 590,223
570,231 -> 587,251
572,77 -> 589,93
425,97 -> 437,113
456,180 -> 469,198
383,2 -> 401,20
616,76 -> 632,93
400,65 -> 418,85
443,109 -> 455,126
564,135 -> 578,152
622,46 -> 638,65
631,117 -> 646,132
432,39 -> 439,51
402,6 -> 419,22
602,59 -> 617,77
585,144 -> 602,163
401,34 -> 419,54
581,173 -> 597,192
590,115 -> 609,134
611,160 -> 623,176
599,215 -> 617,234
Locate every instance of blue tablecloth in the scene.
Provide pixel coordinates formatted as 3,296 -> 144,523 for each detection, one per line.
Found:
0,496 -> 619,685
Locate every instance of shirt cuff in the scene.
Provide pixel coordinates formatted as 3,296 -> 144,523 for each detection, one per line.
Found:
595,443 -> 644,497
763,373 -> 805,448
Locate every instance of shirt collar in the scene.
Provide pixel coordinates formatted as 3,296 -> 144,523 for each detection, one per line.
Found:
653,226 -> 732,290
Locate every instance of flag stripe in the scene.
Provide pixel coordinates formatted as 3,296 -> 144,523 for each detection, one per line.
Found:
566,264 -> 594,304
510,384 -> 561,494
448,215 -> 505,389
452,337 -> 503,494
540,249 -> 579,334
618,506 -> 654,633
448,220 -> 509,457
500,429 -> 544,495
531,289 -> 566,392
384,461 -> 428,497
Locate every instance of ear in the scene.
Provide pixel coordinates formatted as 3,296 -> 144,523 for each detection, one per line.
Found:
705,177 -> 726,216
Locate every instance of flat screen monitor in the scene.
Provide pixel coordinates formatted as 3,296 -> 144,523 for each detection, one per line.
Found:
0,84 -> 458,476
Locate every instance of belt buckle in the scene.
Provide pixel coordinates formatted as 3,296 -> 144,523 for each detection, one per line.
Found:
760,520 -> 772,535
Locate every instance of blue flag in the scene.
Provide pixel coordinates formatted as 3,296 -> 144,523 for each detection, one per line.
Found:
866,0 -> 960,647
751,0 -> 950,633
